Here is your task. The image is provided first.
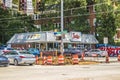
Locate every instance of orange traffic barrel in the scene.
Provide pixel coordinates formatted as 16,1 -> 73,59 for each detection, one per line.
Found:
47,56 -> 52,65
72,54 -> 79,64
42,56 -> 47,65
36,55 -> 39,65
118,54 -> 120,61
58,55 -> 64,65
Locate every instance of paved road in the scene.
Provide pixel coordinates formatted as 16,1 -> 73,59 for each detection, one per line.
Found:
0,62 -> 120,80
84,57 -> 118,62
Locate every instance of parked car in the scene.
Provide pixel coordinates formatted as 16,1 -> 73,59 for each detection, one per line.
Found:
64,48 -> 83,57
0,55 -> 9,67
85,49 -> 107,57
0,47 -> 14,54
3,50 -> 36,66
27,48 -> 40,56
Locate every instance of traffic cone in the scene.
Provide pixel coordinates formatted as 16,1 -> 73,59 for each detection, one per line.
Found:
118,54 -> 120,61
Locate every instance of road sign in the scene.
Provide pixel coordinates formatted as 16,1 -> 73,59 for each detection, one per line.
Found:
104,37 -> 108,44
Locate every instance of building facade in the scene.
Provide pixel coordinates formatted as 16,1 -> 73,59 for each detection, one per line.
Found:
7,31 -> 98,51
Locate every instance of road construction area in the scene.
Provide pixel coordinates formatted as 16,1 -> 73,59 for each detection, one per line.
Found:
0,62 -> 120,80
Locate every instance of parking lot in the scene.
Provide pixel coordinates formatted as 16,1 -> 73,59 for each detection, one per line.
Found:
0,62 -> 120,80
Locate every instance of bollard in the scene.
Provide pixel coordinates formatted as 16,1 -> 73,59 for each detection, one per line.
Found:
106,54 -> 109,63
56,50 -> 58,57
36,55 -> 39,65
81,52 -> 84,61
40,52 -> 43,58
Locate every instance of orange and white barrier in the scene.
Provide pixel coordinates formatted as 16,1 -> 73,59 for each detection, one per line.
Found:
58,55 -> 64,64
42,56 -> 47,65
47,56 -> 52,65
118,54 -> 120,61
72,54 -> 79,64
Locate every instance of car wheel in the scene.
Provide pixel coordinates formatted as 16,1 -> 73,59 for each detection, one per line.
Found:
97,54 -> 101,57
85,54 -> 88,57
14,59 -> 18,66
29,64 -> 34,66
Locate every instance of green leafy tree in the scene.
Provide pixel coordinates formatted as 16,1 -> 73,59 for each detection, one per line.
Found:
95,0 -> 117,44
0,7 -> 38,44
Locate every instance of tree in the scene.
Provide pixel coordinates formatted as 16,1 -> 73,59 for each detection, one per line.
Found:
0,7 -> 38,44
64,0 -> 90,33
0,7 -> 11,44
95,0 -> 117,44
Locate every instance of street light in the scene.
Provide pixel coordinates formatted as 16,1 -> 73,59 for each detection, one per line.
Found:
61,0 -> 64,55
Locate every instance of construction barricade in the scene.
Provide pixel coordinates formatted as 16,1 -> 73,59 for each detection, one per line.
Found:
64,54 -> 72,64
58,55 -> 64,65
72,54 -> 79,64
47,56 -> 53,65
42,56 -> 47,65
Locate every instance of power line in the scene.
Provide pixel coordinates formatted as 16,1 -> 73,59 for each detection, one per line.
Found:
0,0 -> 119,21
42,0 -> 119,14
32,9 -> 120,21
0,8 -> 119,22
0,16 -> 29,21
0,28 -> 24,30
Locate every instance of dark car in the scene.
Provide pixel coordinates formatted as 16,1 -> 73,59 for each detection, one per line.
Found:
64,48 -> 83,57
0,55 -> 9,67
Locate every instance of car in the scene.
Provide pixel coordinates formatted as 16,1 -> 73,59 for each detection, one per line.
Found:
0,47 -> 14,54
64,48 -> 83,57
3,50 -> 36,66
85,49 -> 107,57
0,55 -> 9,67
27,48 -> 40,56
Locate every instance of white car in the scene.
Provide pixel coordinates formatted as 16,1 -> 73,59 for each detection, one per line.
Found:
85,49 -> 107,57
3,50 -> 36,66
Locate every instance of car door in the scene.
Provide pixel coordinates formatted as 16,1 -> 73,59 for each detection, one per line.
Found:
10,51 -> 18,64
4,52 -> 13,64
5,51 -> 18,64
89,49 -> 96,56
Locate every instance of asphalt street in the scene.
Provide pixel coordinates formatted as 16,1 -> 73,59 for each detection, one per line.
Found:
0,62 -> 120,80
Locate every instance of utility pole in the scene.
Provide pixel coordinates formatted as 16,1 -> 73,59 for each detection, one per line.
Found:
61,0 -> 64,55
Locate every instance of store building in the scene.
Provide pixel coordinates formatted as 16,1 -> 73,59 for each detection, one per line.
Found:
7,31 -> 98,51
